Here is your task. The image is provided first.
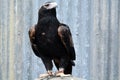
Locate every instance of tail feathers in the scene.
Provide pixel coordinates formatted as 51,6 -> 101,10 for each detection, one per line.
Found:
71,60 -> 75,66
54,59 -> 75,74
64,61 -> 73,74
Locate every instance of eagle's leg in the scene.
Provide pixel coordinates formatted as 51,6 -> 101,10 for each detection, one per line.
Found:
55,68 -> 71,77
55,57 -> 71,77
39,58 -> 53,78
55,68 -> 65,76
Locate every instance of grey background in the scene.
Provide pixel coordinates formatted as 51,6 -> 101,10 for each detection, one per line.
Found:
0,0 -> 120,80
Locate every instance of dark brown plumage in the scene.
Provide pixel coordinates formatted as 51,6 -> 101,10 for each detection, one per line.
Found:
29,2 -> 76,76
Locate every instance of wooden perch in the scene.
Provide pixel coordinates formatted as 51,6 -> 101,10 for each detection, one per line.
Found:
35,75 -> 86,80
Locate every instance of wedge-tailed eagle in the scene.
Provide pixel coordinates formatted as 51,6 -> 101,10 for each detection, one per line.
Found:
29,2 -> 76,77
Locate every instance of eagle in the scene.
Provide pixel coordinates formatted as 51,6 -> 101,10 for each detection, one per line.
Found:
29,2 -> 76,77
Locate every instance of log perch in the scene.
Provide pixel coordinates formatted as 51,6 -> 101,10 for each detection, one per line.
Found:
35,76 -> 86,80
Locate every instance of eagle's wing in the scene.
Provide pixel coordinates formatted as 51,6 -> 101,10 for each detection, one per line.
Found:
29,25 -> 53,73
57,24 -> 76,60
28,25 -> 41,57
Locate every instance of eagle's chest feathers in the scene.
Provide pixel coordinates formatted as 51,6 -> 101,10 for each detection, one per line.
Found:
37,26 -> 58,45
36,16 -> 59,46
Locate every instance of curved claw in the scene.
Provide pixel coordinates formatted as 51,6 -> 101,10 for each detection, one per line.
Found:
55,71 -> 71,77
39,71 -> 53,78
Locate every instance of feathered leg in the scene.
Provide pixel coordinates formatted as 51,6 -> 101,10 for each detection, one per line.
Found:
54,57 -> 71,77
40,57 -> 53,78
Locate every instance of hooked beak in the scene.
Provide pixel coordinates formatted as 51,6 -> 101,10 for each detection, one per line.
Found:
49,2 -> 58,8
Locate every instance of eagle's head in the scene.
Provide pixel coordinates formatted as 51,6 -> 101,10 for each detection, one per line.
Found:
38,2 -> 58,19
42,2 -> 57,10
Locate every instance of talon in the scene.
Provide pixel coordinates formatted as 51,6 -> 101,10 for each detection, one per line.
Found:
55,71 -> 71,77
55,68 -> 71,77
47,70 -> 53,76
55,68 -> 64,76
55,72 -> 65,77
39,70 -> 53,78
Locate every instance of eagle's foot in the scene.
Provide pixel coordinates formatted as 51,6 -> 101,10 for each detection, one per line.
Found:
39,71 -> 53,78
55,71 -> 71,77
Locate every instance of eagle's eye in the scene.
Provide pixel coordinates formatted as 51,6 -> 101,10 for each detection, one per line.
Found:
45,4 -> 49,7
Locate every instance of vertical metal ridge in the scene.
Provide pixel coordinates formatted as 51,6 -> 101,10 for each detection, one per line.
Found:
9,0 -> 15,80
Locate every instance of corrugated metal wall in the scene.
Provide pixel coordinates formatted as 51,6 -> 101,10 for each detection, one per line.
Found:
0,0 -> 120,80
